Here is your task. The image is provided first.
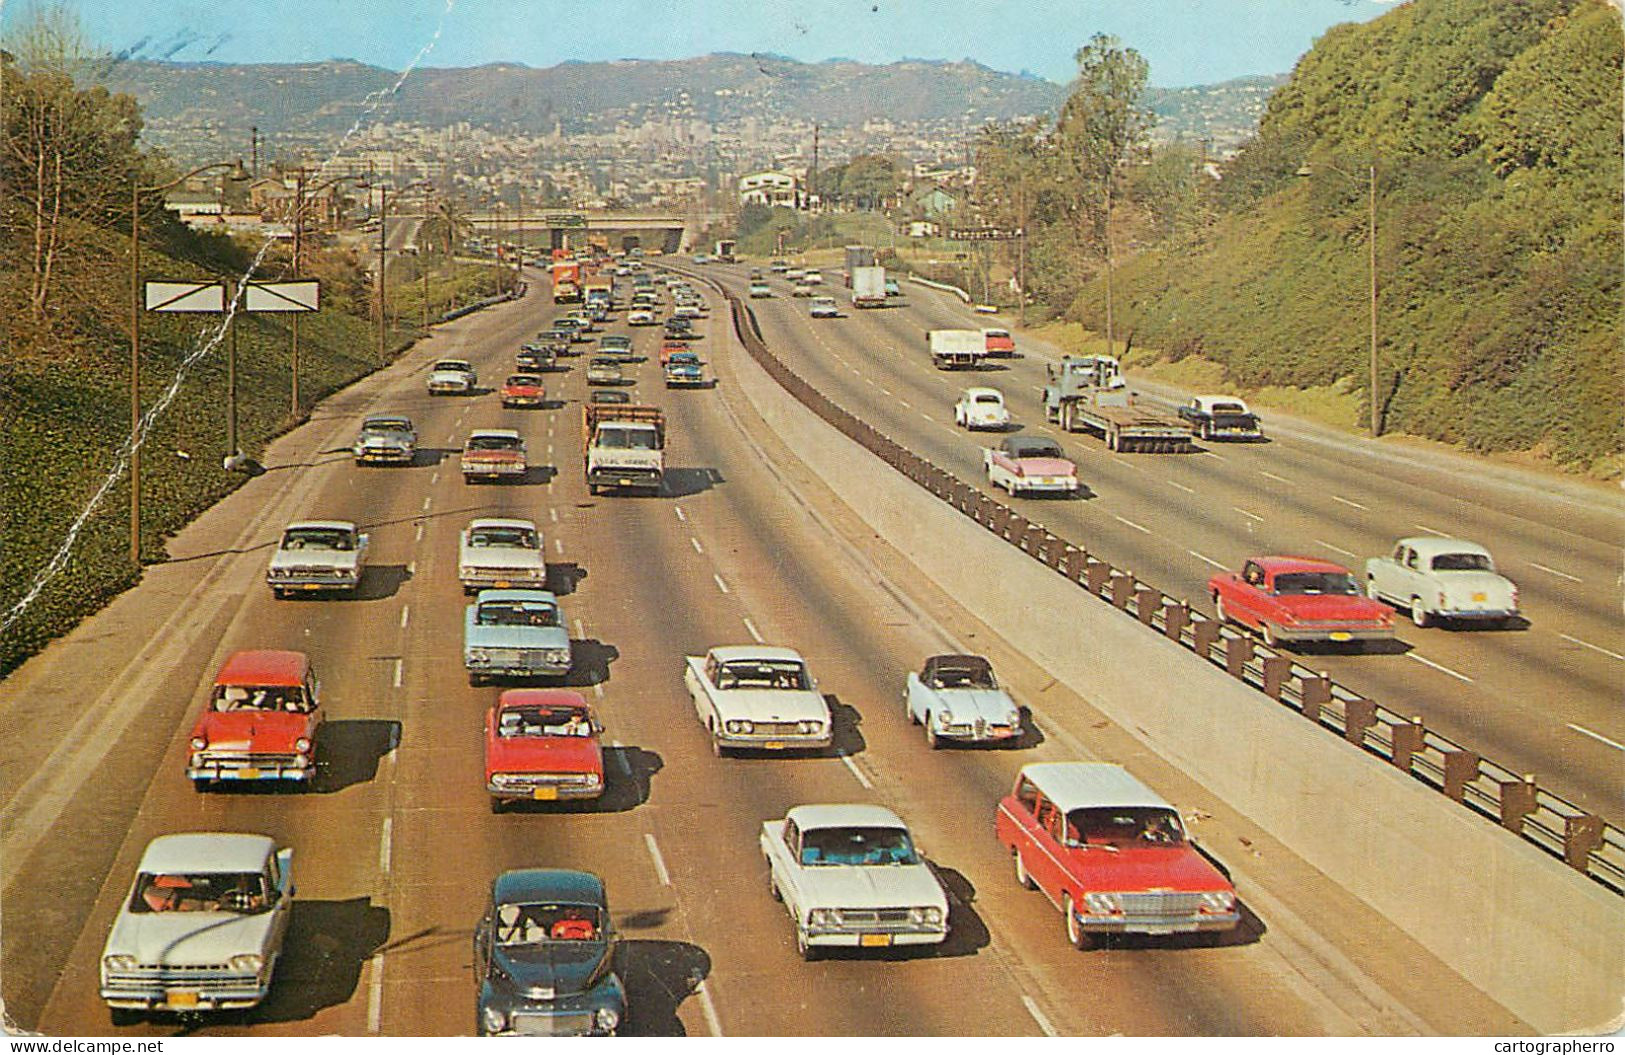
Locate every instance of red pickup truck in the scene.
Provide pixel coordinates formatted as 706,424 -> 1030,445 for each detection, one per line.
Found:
1209,555 -> 1394,649
484,689 -> 605,812
996,762 -> 1239,948
187,650 -> 322,790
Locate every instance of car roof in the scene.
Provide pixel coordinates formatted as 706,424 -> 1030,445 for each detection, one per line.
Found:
493,868 -> 606,907
709,644 -> 807,664
922,654 -> 993,678
139,832 -> 276,873
475,589 -> 559,604
362,414 -> 412,426
433,359 -> 471,368
469,517 -> 538,531
1254,556 -> 1352,575
496,688 -> 590,712
505,375 -> 542,383
1007,437 -> 1062,455
961,387 -> 1002,399
284,519 -> 357,533
1397,536 -> 1491,558
1018,763 -> 1171,813
215,649 -> 309,687
468,428 -> 521,440
786,803 -> 907,832
1195,394 -> 1249,406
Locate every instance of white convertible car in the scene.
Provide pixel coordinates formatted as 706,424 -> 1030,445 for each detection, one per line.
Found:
100,833 -> 294,1021
1365,536 -> 1520,628
904,654 -> 1022,748
684,646 -> 831,755
761,804 -> 949,960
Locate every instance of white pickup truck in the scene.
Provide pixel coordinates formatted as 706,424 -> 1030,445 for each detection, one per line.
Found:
266,520 -> 368,597
459,517 -> 548,594
683,646 -> 831,756
761,804 -> 949,960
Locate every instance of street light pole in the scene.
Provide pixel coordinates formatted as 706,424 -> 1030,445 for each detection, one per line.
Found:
128,159 -> 246,566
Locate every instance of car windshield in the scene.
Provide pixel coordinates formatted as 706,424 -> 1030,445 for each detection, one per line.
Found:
132,871 -> 270,914
716,660 -> 810,690
592,392 -> 630,404
602,338 -> 631,350
1063,807 -> 1186,849
211,684 -> 312,713
478,601 -> 559,627
1273,572 -> 1360,596
282,527 -> 352,551
597,426 -> 658,450
670,354 -> 699,366
467,435 -> 520,452
497,704 -> 592,738
506,375 -> 540,387
1432,552 -> 1494,572
433,361 -> 470,372
470,527 -> 537,549
1211,402 -> 1249,414
1011,440 -> 1063,458
799,826 -> 918,866
973,394 -> 1001,405
364,419 -> 411,434
928,664 -> 996,690
493,902 -> 604,946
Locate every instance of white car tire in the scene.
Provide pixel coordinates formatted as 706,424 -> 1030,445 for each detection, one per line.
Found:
1015,850 -> 1035,891
1064,893 -> 1089,950
1410,597 -> 1432,629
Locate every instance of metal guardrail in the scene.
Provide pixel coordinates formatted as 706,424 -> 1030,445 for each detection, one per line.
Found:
905,274 -> 972,304
686,266 -> 1624,896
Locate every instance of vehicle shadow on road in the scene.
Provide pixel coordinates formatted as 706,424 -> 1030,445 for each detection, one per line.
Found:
661,468 -> 722,498
347,564 -> 411,601
315,718 -> 402,793
616,939 -> 712,1037
411,447 -> 456,467
546,561 -> 587,595
499,746 -> 663,816
827,696 -> 866,758
927,864 -> 991,959
1289,638 -> 1412,657
564,638 -> 620,687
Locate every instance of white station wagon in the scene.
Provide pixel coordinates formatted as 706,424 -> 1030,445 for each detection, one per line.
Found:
1365,536 -> 1520,628
761,804 -> 949,960
684,646 -> 831,755
100,833 -> 294,1021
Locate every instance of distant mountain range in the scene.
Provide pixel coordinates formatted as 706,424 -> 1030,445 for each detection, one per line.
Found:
97,53 -> 1283,142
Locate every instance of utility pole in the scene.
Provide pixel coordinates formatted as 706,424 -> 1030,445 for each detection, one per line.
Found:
810,123 -> 819,211
291,167 -> 304,415
378,186 -> 388,364
227,279 -> 239,458
251,126 -> 259,177
1103,178 -> 1114,358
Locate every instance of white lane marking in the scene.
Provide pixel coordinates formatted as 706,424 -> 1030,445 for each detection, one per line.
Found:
1315,539 -> 1357,559
1200,450 -> 1227,461
1559,633 -> 1625,662
611,739 -> 634,775
446,432 -> 456,443
1259,470 -> 1292,484
399,605 -> 410,630
644,833 -> 672,886
1413,524 -> 1449,536
367,954 -> 384,1034
713,573 -> 730,595
1407,653 -> 1473,683
1188,550 -> 1227,570
1166,479 -> 1195,494
742,617 -> 764,643
840,754 -> 874,789
675,505 -> 687,522
696,980 -> 724,1037
554,538 -> 564,555
690,536 -> 704,554
573,618 -> 586,639
421,496 -> 432,511
430,470 -> 439,485
864,377 -> 876,386
1530,561 -> 1582,583
1030,386 -> 1044,395
1330,495 -> 1368,510
1568,724 -> 1625,752
920,412 -> 936,424
406,559 -> 416,576
378,816 -> 393,872
392,658 -> 403,689
414,523 -> 424,543
549,507 -> 559,523
593,682 -> 605,699
1113,515 -> 1151,535
1021,995 -> 1058,1038
898,400 -> 912,409
880,387 -> 892,396
1232,506 -> 1264,522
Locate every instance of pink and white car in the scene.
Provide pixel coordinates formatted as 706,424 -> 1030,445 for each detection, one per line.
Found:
984,436 -> 1079,496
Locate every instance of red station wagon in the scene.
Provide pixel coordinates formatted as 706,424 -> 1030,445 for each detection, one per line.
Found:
484,690 -> 605,811
1209,555 -> 1395,649
187,650 -> 322,789
996,762 -> 1239,948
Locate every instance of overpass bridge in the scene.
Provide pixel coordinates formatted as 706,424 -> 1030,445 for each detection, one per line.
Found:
467,208 -> 727,255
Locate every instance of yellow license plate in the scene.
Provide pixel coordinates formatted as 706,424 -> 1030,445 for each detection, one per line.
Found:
236,767 -> 262,779
1328,632 -> 1352,642
165,991 -> 199,1008
301,583 -> 321,590
764,741 -> 785,750
859,934 -> 893,948
532,787 -> 558,800
494,580 -> 511,589
618,478 -> 633,486
1472,592 -> 1487,602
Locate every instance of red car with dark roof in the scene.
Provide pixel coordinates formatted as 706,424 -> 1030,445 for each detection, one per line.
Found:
484,690 -> 605,811
188,650 -> 322,789
1209,555 -> 1394,649
500,374 -> 546,408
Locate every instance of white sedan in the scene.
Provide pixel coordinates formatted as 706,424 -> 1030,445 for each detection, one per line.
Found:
628,308 -> 656,326
1365,536 -> 1520,628
684,646 -> 831,755
953,387 -> 1010,431
809,296 -> 840,319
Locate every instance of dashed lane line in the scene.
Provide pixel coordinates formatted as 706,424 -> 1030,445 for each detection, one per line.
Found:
1259,470 -> 1293,484
1568,724 -> 1625,752
378,816 -> 393,873
554,538 -> 564,555
713,573 -> 730,595
1166,479 -> 1195,494
430,470 -> 439,485
392,658 -> 403,689
1021,995 -> 1058,1038
1413,524 -> 1448,536
690,537 -> 704,554
414,523 -> 424,543
644,833 -> 672,886
421,496 -> 432,512
1558,633 -> 1625,662
742,617 -> 765,644
1113,515 -> 1151,535
1407,653 -> 1473,683
399,605 -> 410,630
1315,539 -> 1358,559
675,505 -> 687,522
1330,495 -> 1368,511
1232,506 -> 1264,522
549,508 -> 559,523
367,954 -> 384,1034
839,754 -> 874,790
1530,561 -> 1582,584
1187,550 -> 1227,570
696,980 -> 724,1037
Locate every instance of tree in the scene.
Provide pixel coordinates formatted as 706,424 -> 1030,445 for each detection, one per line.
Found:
1055,34 -> 1152,352
840,154 -> 899,210
0,4 -> 144,324
420,191 -> 472,257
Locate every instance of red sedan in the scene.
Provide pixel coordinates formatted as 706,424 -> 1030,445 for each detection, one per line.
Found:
484,690 -> 605,811
1209,555 -> 1394,648
501,373 -> 546,408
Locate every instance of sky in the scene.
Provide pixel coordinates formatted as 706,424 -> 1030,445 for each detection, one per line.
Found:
23,0 -> 1399,87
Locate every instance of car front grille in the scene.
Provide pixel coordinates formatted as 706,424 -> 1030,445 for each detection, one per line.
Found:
1115,892 -> 1207,917
492,773 -> 597,789
484,650 -> 558,668
512,1011 -> 595,1036
197,752 -> 302,769
104,965 -> 256,993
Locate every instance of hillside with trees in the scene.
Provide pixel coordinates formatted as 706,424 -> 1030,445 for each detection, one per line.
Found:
1061,0 -> 1621,473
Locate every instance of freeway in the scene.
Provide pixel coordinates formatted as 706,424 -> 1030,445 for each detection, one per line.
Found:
1,267 -> 1524,1035
699,261 -> 1625,825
